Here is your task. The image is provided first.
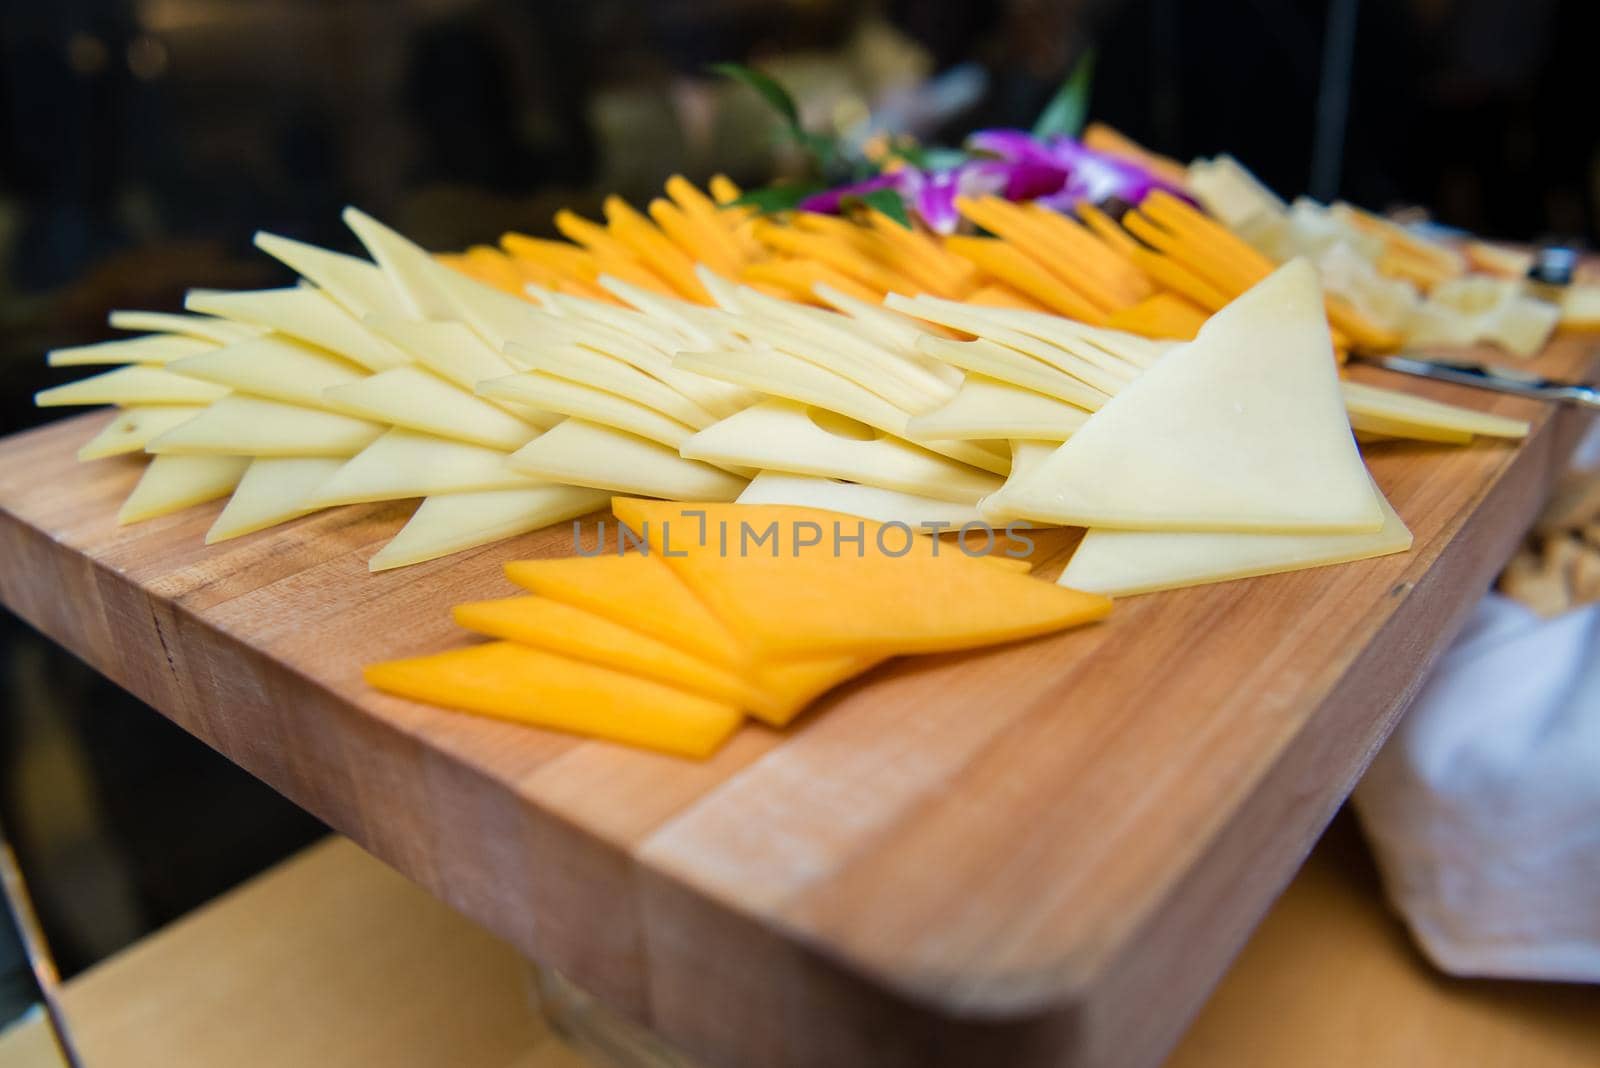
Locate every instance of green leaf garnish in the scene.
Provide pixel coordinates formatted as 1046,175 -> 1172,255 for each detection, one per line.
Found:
1032,49 -> 1096,139
842,188 -> 911,228
709,63 -> 802,133
728,183 -> 824,216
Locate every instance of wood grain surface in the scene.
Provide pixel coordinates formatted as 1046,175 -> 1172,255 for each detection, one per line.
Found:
0,338 -> 1594,1068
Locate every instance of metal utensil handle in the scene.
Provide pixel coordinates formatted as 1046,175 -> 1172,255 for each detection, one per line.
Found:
1381,355 -> 1600,409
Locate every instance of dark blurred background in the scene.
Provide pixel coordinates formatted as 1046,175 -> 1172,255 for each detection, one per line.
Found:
3,0 -> 1598,1029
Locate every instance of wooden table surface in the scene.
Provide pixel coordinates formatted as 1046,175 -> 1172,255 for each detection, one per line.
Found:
0,339 -> 1593,1068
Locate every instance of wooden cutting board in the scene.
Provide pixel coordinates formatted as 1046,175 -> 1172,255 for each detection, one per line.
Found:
1,338 -> 1593,1068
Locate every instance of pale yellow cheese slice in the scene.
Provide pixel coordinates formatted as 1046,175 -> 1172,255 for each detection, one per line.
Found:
324,366 -> 540,451
368,485 -> 609,571
548,285 -> 710,353
903,294 -> 1168,369
504,341 -> 718,429
1346,410 -> 1471,445
1340,380 -> 1529,440
507,419 -> 747,501
361,316 -> 557,426
425,257 -> 548,349
78,406 -> 203,461
682,400 -> 1002,503
35,366 -> 230,408
1058,478 -> 1412,596
479,372 -> 696,450
205,457 -> 346,543
906,375 -> 1090,442
146,395 -> 384,457
107,310 -> 262,345
913,336 -> 1109,411
118,454 -> 249,524
48,334 -> 217,367
813,282 -> 947,360
253,231 -> 409,320
993,259 -> 1382,533
341,207 -> 459,321
737,472 -> 988,528
978,441 -> 1062,525
304,429 -> 544,507
167,336 -> 368,411
185,287 -> 410,372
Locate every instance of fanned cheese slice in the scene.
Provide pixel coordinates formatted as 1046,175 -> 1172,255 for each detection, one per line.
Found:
508,419 -> 746,500
813,282 -> 947,360
368,485 -> 608,571
610,500 -> 1112,658
913,336 -> 1109,411
481,373 -> 696,449
682,400 -> 1002,503
426,257 -> 548,349
48,334 -> 216,367
342,207 -> 458,320
505,341 -> 718,429
1058,478 -> 1413,596
1340,380 -> 1528,440
206,457 -> 346,543
107,310 -> 261,345
362,317 -> 556,426
36,366 -> 230,407
253,231 -> 409,320
146,395 -> 384,457
364,641 -> 742,758
167,336 -> 367,411
738,472 -> 988,528
118,454 -> 249,524
305,429 -> 543,507
78,406 -> 203,460
899,295 -> 1168,369
186,287 -> 410,372
994,260 -> 1383,533
324,367 -> 540,451
718,313 -> 953,413
906,375 -> 1089,442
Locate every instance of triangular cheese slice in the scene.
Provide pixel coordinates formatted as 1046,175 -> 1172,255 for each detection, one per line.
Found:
186,287 -> 409,372
906,375 -> 1089,442
368,486 -> 608,571
205,457 -> 346,543
341,207 -> 459,320
146,395 -> 384,457
911,336 -> 1109,411
481,373 -> 695,449
1057,478 -> 1413,596
508,419 -> 746,500
994,260 -> 1383,533
362,317 -> 512,389
323,366 -> 540,451
426,257 -> 548,349
107,310 -> 261,345
305,429 -> 543,508
365,641 -> 742,758
78,406 -> 203,460
682,400 -> 1002,503
49,334 -> 217,367
1340,380 -> 1528,440
718,313 -> 953,413
737,472 -> 988,528
899,294 -> 1168,368
36,366 -> 229,408
167,336 -> 367,411
118,454 -> 249,524
505,341 -> 718,429
252,231 -> 409,319
610,500 -> 1112,657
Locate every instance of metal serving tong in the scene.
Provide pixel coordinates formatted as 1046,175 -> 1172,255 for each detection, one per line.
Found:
1351,354 -> 1600,410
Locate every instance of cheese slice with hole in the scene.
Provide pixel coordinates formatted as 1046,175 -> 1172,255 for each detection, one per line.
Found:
913,336 -> 1109,411
977,441 -> 1060,524
48,334 -> 217,367
682,400 -> 1002,503
907,375 -> 1090,442
108,310 -> 262,345
118,454 -> 249,524
78,406 -> 203,460
368,485 -> 608,571
167,336 -> 368,411
1340,380 -> 1528,439
146,395 -> 384,457
36,366 -> 230,408
364,641 -> 743,758
1058,478 -> 1412,596
324,366 -> 540,451
481,373 -> 696,450
305,429 -> 544,507
186,287 -> 410,372
508,419 -> 747,500
205,457 -> 346,543
253,231 -> 410,320
737,472 -> 989,528
994,260 -> 1382,533
342,207 -> 459,321
505,341 -> 718,428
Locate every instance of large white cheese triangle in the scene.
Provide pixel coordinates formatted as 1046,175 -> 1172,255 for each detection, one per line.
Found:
205,457 -> 346,543
368,486 -> 609,572
48,334 -> 216,367
168,337 -> 368,411
681,399 -> 1002,503
906,375 -> 1089,442
146,395 -> 384,457
508,419 -> 746,501
118,454 -> 249,524
994,259 -> 1383,533
305,429 -> 543,507
736,472 -> 987,528
253,232 -> 409,320
186,287 -> 410,372
324,366 -> 540,451
107,310 -> 261,345
341,207 -> 458,320
1058,478 -> 1412,596
78,406 -> 203,461
35,366 -> 229,408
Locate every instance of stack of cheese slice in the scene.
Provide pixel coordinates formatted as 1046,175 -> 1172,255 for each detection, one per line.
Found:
365,500 -> 1113,757
976,260 -> 1416,595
